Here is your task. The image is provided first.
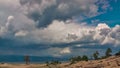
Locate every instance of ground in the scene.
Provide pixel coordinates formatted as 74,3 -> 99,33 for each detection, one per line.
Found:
0,56 -> 120,68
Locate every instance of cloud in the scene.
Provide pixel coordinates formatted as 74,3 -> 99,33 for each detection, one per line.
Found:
15,30 -> 28,37
93,23 -> 111,43
46,47 -> 71,57
0,15 -> 119,47
0,0 -> 119,57
0,0 -> 114,46
19,0 -> 109,28
7,16 -> 14,23
13,20 -> 77,44
12,19 -> 120,47
0,16 -> 15,38
13,20 -> 93,44
60,47 -> 71,54
102,25 -> 120,46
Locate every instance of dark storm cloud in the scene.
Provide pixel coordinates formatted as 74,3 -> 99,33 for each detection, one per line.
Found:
19,0 -> 100,27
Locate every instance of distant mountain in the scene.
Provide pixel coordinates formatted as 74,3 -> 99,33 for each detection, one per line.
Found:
0,55 -> 68,63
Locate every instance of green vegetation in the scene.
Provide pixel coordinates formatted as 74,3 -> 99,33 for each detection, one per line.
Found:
115,51 -> 120,56
68,47 -> 114,65
69,57 -> 75,64
50,60 -> 61,65
99,48 -> 113,59
69,55 -> 88,65
46,60 -> 61,65
82,55 -> 88,61
45,60 -> 61,68
22,48 -> 120,67
105,48 -> 112,57
93,51 -> 99,60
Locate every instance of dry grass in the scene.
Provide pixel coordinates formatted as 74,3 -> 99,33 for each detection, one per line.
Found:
0,66 -> 11,68
0,56 -> 120,68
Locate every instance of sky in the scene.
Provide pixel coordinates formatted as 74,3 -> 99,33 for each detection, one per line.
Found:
0,0 -> 120,58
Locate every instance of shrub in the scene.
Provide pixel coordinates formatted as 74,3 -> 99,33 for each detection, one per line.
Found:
82,55 -> 88,61
115,51 -> 120,56
105,48 -> 112,57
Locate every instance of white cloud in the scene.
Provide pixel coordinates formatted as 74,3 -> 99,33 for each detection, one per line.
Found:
0,16 -> 120,47
14,20 -> 92,44
0,26 -> 7,37
15,30 -> 28,37
0,0 -> 119,47
60,47 -> 71,54
8,19 -> 119,47
102,36 -> 116,45
93,23 -> 111,43
95,23 -> 110,30
0,0 -> 119,58
102,25 -> 120,46
7,16 -> 14,23
37,47 -> 71,57
0,16 -> 15,37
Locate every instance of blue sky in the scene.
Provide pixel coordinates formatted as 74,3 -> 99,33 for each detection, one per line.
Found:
82,0 -> 120,26
0,0 -> 120,57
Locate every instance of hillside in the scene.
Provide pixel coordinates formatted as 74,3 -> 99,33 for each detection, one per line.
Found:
59,56 -> 120,68
0,55 -> 120,68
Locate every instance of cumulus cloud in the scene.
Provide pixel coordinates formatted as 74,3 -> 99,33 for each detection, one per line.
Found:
43,47 -> 71,57
0,15 -> 119,47
0,0 -> 119,58
19,0 -> 110,28
15,30 -> 28,37
0,16 -> 15,37
0,0 -> 115,46
11,19 -> 120,46
7,16 -> 14,23
13,20 -> 94,44
0,0 -> 119,56
60,47 -> 71,54
102,25 -> 120,46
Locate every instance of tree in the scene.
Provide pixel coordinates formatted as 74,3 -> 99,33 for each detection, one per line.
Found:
69,57 -> 76,65
69,56 -> 82,65
24,55 -> 30,65
115,51 -> 120,56
76,56 -> 81,61
93,51 -> 99,60
105,48 -> 112,57
82,55 -> 88,61
46,61 -> 49,66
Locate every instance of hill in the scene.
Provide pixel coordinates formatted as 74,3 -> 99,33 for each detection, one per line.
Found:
0,55 -> 120,68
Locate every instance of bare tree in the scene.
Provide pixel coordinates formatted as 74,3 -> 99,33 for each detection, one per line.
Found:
24,55 -> 30,65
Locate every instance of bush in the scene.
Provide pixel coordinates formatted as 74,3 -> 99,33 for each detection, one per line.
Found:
93,51 -> 99,60
105,48 -> 112,57
69,55 -> 88,64
115,51 -> 120,56
82,55 -> 88,61
69,56 -> 82,65
50,60 -> 61,65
